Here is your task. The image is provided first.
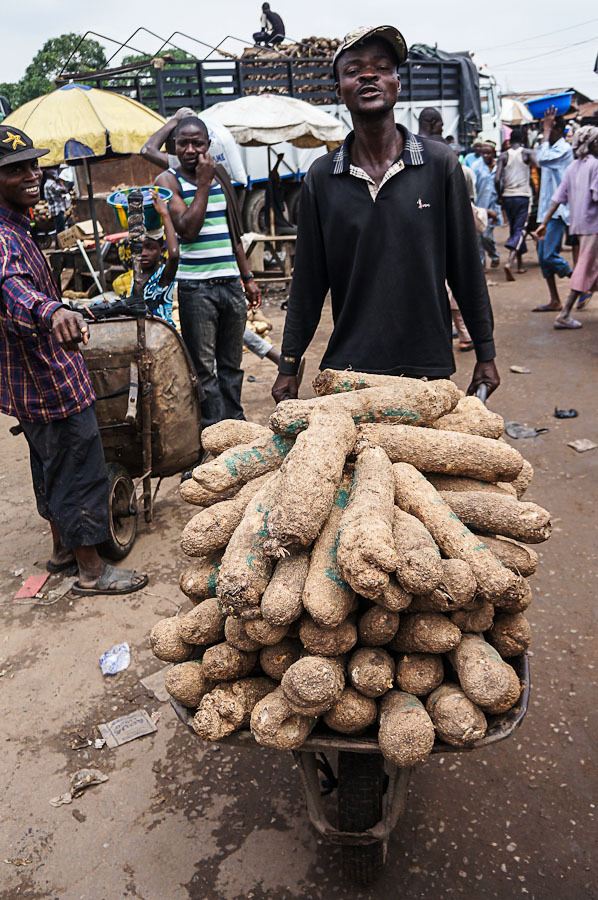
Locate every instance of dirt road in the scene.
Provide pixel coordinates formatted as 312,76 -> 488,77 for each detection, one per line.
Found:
1,233 -> 596,899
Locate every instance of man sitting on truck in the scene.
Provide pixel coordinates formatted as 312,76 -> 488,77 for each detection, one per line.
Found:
253,4 -> 285,47
272,25 -> 500,404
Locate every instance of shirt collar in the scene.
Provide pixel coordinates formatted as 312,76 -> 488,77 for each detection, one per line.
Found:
0,202 -> 32,234
330,125 -> 426,175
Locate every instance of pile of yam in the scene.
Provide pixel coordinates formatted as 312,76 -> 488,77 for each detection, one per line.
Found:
150,372 -> 547,768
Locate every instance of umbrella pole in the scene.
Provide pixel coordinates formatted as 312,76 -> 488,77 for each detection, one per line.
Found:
84,158 -> 107,293
267,147 -> 275,236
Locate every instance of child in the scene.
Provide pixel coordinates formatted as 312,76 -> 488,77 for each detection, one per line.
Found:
128,190 -> 179,325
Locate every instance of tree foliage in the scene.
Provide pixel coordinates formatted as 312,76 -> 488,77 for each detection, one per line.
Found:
1,34 -> 107,110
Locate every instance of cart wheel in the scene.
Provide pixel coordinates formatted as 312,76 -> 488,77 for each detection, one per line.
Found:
99,463 -> 138,560
337,751 -> 385,885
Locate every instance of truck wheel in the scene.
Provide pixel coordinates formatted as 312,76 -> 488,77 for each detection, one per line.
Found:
337,751 -> 385,885
99,463 -> 138,560
243,187 -> 267,233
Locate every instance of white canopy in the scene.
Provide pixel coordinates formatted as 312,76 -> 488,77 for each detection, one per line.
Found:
201,94 -> 347,149
500,99 -> 533,126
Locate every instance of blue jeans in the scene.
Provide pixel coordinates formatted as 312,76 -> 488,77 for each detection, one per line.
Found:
537,218 -> 572,280
178,278 -> 247,427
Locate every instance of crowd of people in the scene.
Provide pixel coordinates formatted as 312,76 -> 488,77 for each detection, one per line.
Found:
0,21 -> 596,599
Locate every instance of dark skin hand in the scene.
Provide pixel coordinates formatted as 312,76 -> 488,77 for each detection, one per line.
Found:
466,360 -> 500,397
51,308 -> 89,350
272,373 -> 298,403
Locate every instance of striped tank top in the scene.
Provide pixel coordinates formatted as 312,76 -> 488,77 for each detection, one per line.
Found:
170,168 -> 240,280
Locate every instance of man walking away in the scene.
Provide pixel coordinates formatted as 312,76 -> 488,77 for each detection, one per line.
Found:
253,4 -> 285,47
496,128 -> 536,281
0,126 -> 147,597
532,108 -> 573,312
534,125 -> 598,328
155,117 -> 260,427
418,108 -> 444,142
472,142 -> 501,268
43,168 -> 71,247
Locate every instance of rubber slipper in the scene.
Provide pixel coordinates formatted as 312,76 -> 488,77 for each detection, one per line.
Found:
71,564 -> 149,596
554,319 -> 582,330
576,293 -> 592,310
532,305 -> 562,312
458,341 -> 474,352
46,559 -> 77,575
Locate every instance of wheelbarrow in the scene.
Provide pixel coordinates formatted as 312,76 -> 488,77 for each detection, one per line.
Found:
170,652 -> 530,884
81,314 -> 202,559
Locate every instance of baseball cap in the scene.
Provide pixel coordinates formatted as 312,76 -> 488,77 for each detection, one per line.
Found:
0,125 -> 49,168
333,25 -> 408,76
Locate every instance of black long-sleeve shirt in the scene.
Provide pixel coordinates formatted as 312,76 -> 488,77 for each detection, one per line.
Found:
279,127 -> 496,377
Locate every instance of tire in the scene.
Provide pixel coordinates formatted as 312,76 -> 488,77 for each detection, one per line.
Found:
99,463 -> 138,561
242,187 -> 267,233
337,751 -> 386,885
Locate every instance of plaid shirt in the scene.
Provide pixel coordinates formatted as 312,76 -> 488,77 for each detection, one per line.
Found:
0,203 -> 94,422
43,176 -> 70,217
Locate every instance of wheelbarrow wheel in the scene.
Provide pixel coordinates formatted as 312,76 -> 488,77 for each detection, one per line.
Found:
99,463 -> 138,561
337,751 -> 385,885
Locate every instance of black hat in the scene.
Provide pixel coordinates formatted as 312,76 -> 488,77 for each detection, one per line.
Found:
0,125 -> 49,168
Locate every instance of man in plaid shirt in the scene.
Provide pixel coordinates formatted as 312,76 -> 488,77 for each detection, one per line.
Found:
0,125 -> 147,596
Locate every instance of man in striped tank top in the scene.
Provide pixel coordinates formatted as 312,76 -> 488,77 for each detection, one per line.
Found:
155,118 -> 260,427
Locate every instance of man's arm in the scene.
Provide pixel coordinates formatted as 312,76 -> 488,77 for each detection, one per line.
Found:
444,165 -> 500,396
141,108 -> 196,171
271,178 -> 329,402
495,153 -> 506,196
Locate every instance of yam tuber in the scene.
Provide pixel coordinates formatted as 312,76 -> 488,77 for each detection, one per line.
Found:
259,639 -> 302,680
179,556 -> 222,603
450,599 -> 494,633
245,616 -> 289,646
426,473 -> 516,497
473,534 -> 538,577
150,617 -> 193,663
363,424 -> 524,482
267,406 -> 356,550
348,648 -> 395,698
487,613 -> 531,657
181,474 -> 271,556
323,687 -> 378,734
165,661 -> 214,707
392,507 -> 443,595
439,491 -> 551,544
193,677 -> 275,741
395,653 -> 445,696
281,656 -> 345,716
193,433 -> 292,494
298,616 -> 357,657
511,458 -> 534,499
201,642 -> 257,681
201,420 -> 269,456
261,551 -> 309,626
224,617 -> 263,652
426,684 -> 487,746
180,479 -> 240,507
177,598 -> 225,645
431,395 -> 504,439
378,691 -> 435,767
409,559 -> 477,613
357,606 -> 400,646
449,633 -> 521,711
250,686 -> 314,749
390,612 -> 462,654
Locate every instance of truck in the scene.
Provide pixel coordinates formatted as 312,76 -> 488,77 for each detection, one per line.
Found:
57,47 -> 501,233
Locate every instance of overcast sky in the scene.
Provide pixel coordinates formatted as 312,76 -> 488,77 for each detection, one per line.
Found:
2,1 -> 597,98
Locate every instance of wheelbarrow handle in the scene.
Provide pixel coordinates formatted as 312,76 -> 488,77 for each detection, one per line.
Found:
476,383 -> 489,405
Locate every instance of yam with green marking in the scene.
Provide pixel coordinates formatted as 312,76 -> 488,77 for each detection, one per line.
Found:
302,473 -> 356,627
269,380 -> 459,436
165,661 -> 215,708
336,445 -> 398,600
472,535 -> 538,577
260,551 -> 309,626
149,617 -> 193,663
298,616 -> 358,657
393,463 -> 528,606
431,395 -> 504,439
392,507 -> 443,595
323,687 -> 378,734
348,647 -> 395,698
193,677 -> 275,741
426,684 -> 487,746
193,432 -> 293,493
180,479 -> 240,507
439,491 -> 551,544
312,371 -> 459,410
487,612 -> 531,657
362,424 -> 524,482
176,598 -> 225,645
281,656 -> 345,716
201,420 -> 269,456
250,686 -> 314,749
389,612 -> 462,653
449,633 -> 521,711
267,406 -> 356,550
181,474 -> 271,556
378,691 -> 435,767
217,474 -> 281,619
201,642 -> 258,681
408,559 -> 477,613
395,653 -> 444,696
259,638 -> 303,680
179,555 -> 222,603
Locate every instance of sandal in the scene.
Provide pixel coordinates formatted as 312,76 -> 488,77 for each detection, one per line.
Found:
458,341 -> 474,352
71,564 -> 148,596
532,304 -> 562,312
576,293 -> 592,310
554,318 -> 582,330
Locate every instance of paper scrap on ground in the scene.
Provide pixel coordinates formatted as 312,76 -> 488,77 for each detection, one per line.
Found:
140,667 -> 170,702
49,768 -> 108,807
99,642 -> 130,675
568,439 -> 598,453
47,576 -> 77,602
510,365 -> 531,374
98,709 -> 157,749
14,572 -> 49,600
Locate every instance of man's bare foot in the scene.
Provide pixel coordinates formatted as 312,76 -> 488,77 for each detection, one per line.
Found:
504,264 -> 516,282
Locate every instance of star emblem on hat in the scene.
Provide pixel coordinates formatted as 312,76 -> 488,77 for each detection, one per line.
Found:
2,131 -> 27,151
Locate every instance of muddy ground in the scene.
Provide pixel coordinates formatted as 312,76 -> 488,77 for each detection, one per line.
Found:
1,229 -> 596,899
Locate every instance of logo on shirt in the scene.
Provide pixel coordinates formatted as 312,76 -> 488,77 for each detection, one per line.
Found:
417,198 -> 431,209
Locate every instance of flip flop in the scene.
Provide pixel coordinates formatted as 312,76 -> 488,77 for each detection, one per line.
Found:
458,341 -> 474,352
46,558 -> 77,575
554,319 -> 582,330
71,564 -> 149,596
576,293 -> 592,310
532,304 -> 562,312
